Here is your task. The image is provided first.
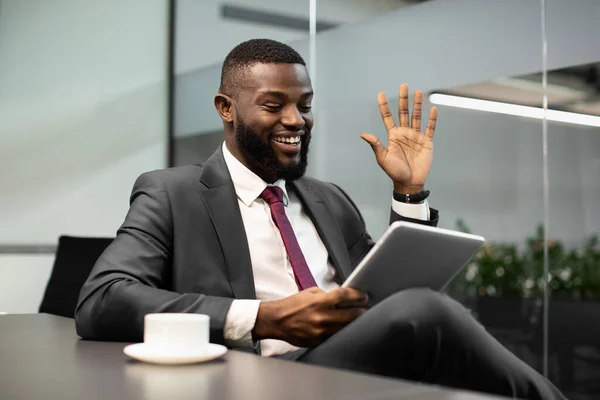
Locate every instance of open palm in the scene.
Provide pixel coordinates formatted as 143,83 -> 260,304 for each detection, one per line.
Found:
361,84 -> 437,192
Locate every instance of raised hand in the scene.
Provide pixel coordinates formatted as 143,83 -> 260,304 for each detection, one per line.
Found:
361,83 -> 437,194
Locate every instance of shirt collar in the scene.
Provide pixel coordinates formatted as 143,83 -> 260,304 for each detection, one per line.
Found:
222,142 -> 289,207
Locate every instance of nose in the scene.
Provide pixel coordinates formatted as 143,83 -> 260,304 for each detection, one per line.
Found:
281,106 -> 305,130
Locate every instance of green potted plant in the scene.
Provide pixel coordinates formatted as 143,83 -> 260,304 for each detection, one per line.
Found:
447,220 -> 600,300
447,221 -> 600,392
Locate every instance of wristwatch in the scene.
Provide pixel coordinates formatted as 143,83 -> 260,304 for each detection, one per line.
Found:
393,190 -> 430,204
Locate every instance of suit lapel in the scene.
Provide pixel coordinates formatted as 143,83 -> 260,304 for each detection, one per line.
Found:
198,148 -> 256,299
290,179 -> 352,282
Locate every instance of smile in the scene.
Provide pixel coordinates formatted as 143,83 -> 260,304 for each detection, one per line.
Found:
272,135 -> 302,155
273,136 -> 301,145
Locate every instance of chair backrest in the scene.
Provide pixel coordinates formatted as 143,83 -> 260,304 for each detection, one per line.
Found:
39,236 -> 114,318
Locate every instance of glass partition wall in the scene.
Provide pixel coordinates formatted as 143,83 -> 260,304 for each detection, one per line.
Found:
313,0 -> 550,391
171,1 -> 600,398
543,1 -> 600,397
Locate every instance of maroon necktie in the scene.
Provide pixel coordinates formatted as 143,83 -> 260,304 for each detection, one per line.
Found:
260,186 -> 318,290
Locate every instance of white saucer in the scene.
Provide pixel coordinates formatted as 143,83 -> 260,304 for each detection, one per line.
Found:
123,343 -> 228,365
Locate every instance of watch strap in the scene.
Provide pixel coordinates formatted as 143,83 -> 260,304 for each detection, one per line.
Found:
393,189 -> 430,204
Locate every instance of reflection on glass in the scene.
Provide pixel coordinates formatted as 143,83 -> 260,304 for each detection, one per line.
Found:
545,60 -> 600,399
441,62 -> 600,399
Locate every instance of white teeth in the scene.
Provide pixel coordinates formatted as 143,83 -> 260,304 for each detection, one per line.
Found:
275,136 -> 300,145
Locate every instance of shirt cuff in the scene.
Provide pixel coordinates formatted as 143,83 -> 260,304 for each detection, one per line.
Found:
224,299 -> 262,349
391,198 -> 430,221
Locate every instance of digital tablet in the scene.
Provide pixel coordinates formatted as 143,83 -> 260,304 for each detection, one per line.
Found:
341,221 -> 485,306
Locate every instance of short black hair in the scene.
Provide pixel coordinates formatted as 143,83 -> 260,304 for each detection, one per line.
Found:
219,39 -> 306,97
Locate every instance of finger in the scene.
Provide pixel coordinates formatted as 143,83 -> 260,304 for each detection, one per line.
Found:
341,287 -> 368,304
360,133 -> 385,163
398,83 -> 409,128
325,287 -> 368,307
377,92 -> 396,132
425,107 -> 438,139
411,90 -> 423,132
304,287 -> 325,294
327,307 -> 367,325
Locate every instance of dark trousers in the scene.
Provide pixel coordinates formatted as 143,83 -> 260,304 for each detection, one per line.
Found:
295,289 -> 565,400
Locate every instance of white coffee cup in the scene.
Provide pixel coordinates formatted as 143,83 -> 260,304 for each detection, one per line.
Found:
143,313 -> 209,353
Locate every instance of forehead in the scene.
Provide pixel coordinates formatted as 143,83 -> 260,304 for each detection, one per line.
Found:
240,63 -> 312,98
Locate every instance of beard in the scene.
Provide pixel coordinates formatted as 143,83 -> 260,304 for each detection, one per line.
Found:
235,112 -> 310,182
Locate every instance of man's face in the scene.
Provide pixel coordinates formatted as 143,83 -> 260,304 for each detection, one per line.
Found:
231,63 -> 314,182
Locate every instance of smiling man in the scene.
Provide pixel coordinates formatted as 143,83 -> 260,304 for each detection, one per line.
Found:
76,39 -> 564,400
222,62 -> 313,184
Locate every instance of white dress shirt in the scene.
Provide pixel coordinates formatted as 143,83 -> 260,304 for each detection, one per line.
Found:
221,142 -> 429,356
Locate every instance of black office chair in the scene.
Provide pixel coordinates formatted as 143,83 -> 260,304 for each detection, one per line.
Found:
39,235 -> 114,318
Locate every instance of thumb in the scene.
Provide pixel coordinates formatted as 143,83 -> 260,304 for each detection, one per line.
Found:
360,133 -> 385,161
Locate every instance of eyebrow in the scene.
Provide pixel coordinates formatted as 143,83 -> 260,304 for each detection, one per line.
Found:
257,90 -> 314,100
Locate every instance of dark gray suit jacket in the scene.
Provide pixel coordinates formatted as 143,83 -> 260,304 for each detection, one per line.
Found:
75,147 -> 439,345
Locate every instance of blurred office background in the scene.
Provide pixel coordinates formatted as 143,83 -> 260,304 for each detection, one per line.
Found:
1,0 -> 599,398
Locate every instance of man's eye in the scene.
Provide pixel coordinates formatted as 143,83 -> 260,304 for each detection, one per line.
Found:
264,104 -> 282,112
299,105 -> 312,112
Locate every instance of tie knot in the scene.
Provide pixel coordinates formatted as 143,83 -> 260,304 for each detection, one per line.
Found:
261,186 -> 284,205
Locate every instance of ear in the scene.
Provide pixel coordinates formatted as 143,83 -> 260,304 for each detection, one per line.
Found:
214,93 -> 234,123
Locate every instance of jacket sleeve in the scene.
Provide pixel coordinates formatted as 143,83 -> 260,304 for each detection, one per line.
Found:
75,171 -> 233,344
